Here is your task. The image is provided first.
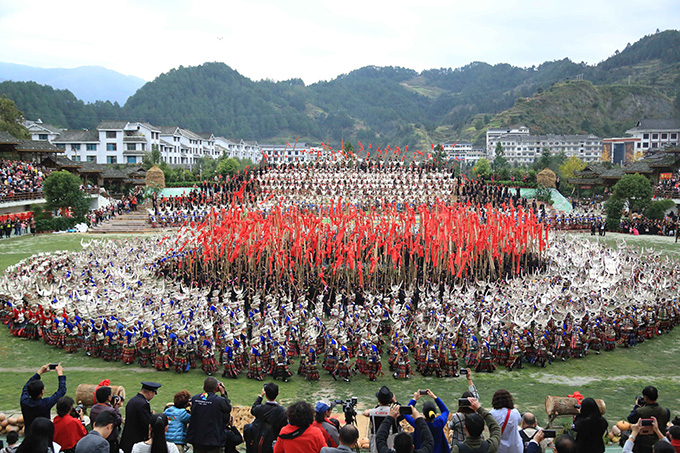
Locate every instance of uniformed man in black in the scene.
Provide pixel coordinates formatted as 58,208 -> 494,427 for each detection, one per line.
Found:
119,381 -> 161,453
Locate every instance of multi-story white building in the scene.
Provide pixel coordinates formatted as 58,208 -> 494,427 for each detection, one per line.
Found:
625,119 -> 680,152
41,121 -> 161,164
486,126 -> 530,157
26,120 -> 63,142
259,142 -> 333,165
442,142 -> 486,163
490,134 -> 603,164
214,137 -> 262,163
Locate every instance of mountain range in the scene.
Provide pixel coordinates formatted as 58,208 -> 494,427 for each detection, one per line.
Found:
0,62 -> 146,104
1,30 -> 679,150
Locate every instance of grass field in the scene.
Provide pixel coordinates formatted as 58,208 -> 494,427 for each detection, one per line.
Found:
1,232 -> 679,433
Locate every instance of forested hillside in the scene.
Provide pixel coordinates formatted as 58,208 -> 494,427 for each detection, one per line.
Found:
1,30 -> 679,149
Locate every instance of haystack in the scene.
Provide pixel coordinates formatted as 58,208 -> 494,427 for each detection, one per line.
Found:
145,165 -> 165,188
536,168 -> 556,188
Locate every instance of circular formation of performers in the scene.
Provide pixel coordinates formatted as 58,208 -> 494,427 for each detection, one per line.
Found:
1,227 -> 678,382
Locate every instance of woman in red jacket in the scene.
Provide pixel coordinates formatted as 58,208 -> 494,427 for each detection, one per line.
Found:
274,401 -> 326,453
53,396 -> 87,453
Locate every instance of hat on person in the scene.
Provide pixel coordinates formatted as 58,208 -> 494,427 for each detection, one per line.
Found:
316,401 -> 331,413
376,385 -> 393,404
141,382 -> 162,393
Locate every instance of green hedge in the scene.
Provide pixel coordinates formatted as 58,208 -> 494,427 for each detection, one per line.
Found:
35,217 -> 80,233
490,180 -> 538,188
164,181 -> 199,188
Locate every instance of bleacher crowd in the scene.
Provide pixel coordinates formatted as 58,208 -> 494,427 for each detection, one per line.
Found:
0,159 -> 51,200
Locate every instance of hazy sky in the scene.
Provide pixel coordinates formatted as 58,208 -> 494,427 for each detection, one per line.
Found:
0,0 -> 678,84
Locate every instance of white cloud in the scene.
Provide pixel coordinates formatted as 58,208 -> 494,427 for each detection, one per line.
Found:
0,0 -> 677,84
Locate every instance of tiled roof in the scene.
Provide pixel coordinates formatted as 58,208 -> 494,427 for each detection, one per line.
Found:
77,161 -> 103,173
51,129 -> 99,142
0,131 -> 21,144
101,167 -> 128,179
623,161 -> 653,174
159,126 -> 180,135
97,121 -> 128,130
629,119 -> 680,131
16,140 -> 62,152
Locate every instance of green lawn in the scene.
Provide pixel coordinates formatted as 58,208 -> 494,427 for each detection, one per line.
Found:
1,232 -> 679,432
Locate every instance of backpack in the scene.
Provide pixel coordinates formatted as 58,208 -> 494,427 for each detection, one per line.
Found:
244,416 -> 275,453
456,440 -> 491,453
520,429 -> 537,452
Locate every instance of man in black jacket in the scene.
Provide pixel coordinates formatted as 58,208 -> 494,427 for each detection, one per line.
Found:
119,381 -> 160,453
377,404 -> 433,453
20,363 -> 67,430
187,377 -> 232,453
248,382 -> 287,452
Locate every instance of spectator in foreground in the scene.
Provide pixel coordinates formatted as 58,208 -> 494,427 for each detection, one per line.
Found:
321,425 -> 360,453
553,435 -> 577,453
89,386 -> 123,453
76,411 -> 118,453
623,419 -> 672,453
53,396 -> 87,453
490,389 -> 523,453
274,401 -> 326,453
448,370 -> 480,445
667,426 -> 680,453
20,363 -> 66,430
120,381 -> 162,453
450,397 -> 502,453
519,412 -> 550,453
15,416 -> 57,453
131,413 -> 179,453
165,390 -> 192,453
248,382 -> 288,453
572,397 -> 607,453
405,389 -> 449,453
313,401 -> 339,447
377,403 -> 433,453
186,377 -> 231,453
1,431 -> 19,453
628,386 -> 672,453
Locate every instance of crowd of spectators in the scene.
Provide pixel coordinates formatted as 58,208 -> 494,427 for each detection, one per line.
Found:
619,217 -> 679,238
0,159 -> 51,200
655,173 -> 680,198
13,364 -> 680,453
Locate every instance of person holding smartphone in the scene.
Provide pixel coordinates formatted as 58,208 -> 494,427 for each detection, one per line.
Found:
20,363 -> 66,430
404,389 -> 450,453
376,404 -> 434,453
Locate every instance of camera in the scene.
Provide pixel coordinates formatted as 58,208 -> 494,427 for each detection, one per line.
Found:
641,419 -> 653,426
636,396 -> 646,406
334,397 -> 358,425
75,404 -> 84,414
49,363 -> 58,370
399,406 -> 413,415
543,430 -> 556,438
419,390 -> 428,395
458,398 -> 472,407
459,368 -> 468,375
112,395 -> 123,405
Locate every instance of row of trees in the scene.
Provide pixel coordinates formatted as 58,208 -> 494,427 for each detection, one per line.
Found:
141,147 -> 255,184
470,145 -> 587,195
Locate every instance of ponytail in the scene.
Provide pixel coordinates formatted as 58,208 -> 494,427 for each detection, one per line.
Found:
149,414 -> 169,453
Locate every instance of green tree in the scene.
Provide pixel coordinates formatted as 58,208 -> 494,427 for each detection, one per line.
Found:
431,144 -> 447,169
0,96 -> 29,139
194,155 -> 217,180
43,171 -> 89,220
217,158 -> 239,178
605,197 -> 625,230
473,158 -> 492,180
493,142 -> 509,172
475,118 -> 484,130
611,173 -> 653,215
644,199 -> 675,220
